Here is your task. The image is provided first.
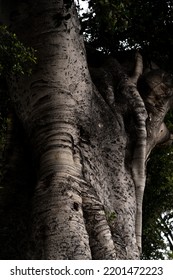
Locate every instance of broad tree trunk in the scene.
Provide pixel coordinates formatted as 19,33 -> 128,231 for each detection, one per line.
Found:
1,0 -> 173,259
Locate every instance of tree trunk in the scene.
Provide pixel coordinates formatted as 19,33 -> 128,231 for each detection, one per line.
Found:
1,0 -> 173,260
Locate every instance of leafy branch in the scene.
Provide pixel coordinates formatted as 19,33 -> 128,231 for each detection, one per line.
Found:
0,25 -> 37,77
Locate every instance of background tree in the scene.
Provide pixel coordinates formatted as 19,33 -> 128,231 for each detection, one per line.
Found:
0,0 -> 173,259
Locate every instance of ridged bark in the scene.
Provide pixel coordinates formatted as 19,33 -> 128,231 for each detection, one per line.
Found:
3,0 -> 139,259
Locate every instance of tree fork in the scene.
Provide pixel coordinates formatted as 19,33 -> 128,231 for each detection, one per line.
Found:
117,52 -> 147,252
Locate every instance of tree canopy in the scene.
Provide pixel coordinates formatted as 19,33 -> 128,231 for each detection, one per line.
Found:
79,0 -> 173,70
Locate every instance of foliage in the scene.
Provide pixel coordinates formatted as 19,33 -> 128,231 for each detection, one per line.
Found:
142,143 -> 173,259
106,211 -> 116,223
0,25 -> 37,77
0,24 -> 36,194
80,0 -> 173,70
0,21 -> 37,213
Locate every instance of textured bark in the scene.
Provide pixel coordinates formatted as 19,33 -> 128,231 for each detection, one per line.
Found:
6,0 -> 94,260
1,0 -> 173,260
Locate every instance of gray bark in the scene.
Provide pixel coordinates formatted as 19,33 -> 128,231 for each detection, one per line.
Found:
1,0 -> 173,259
